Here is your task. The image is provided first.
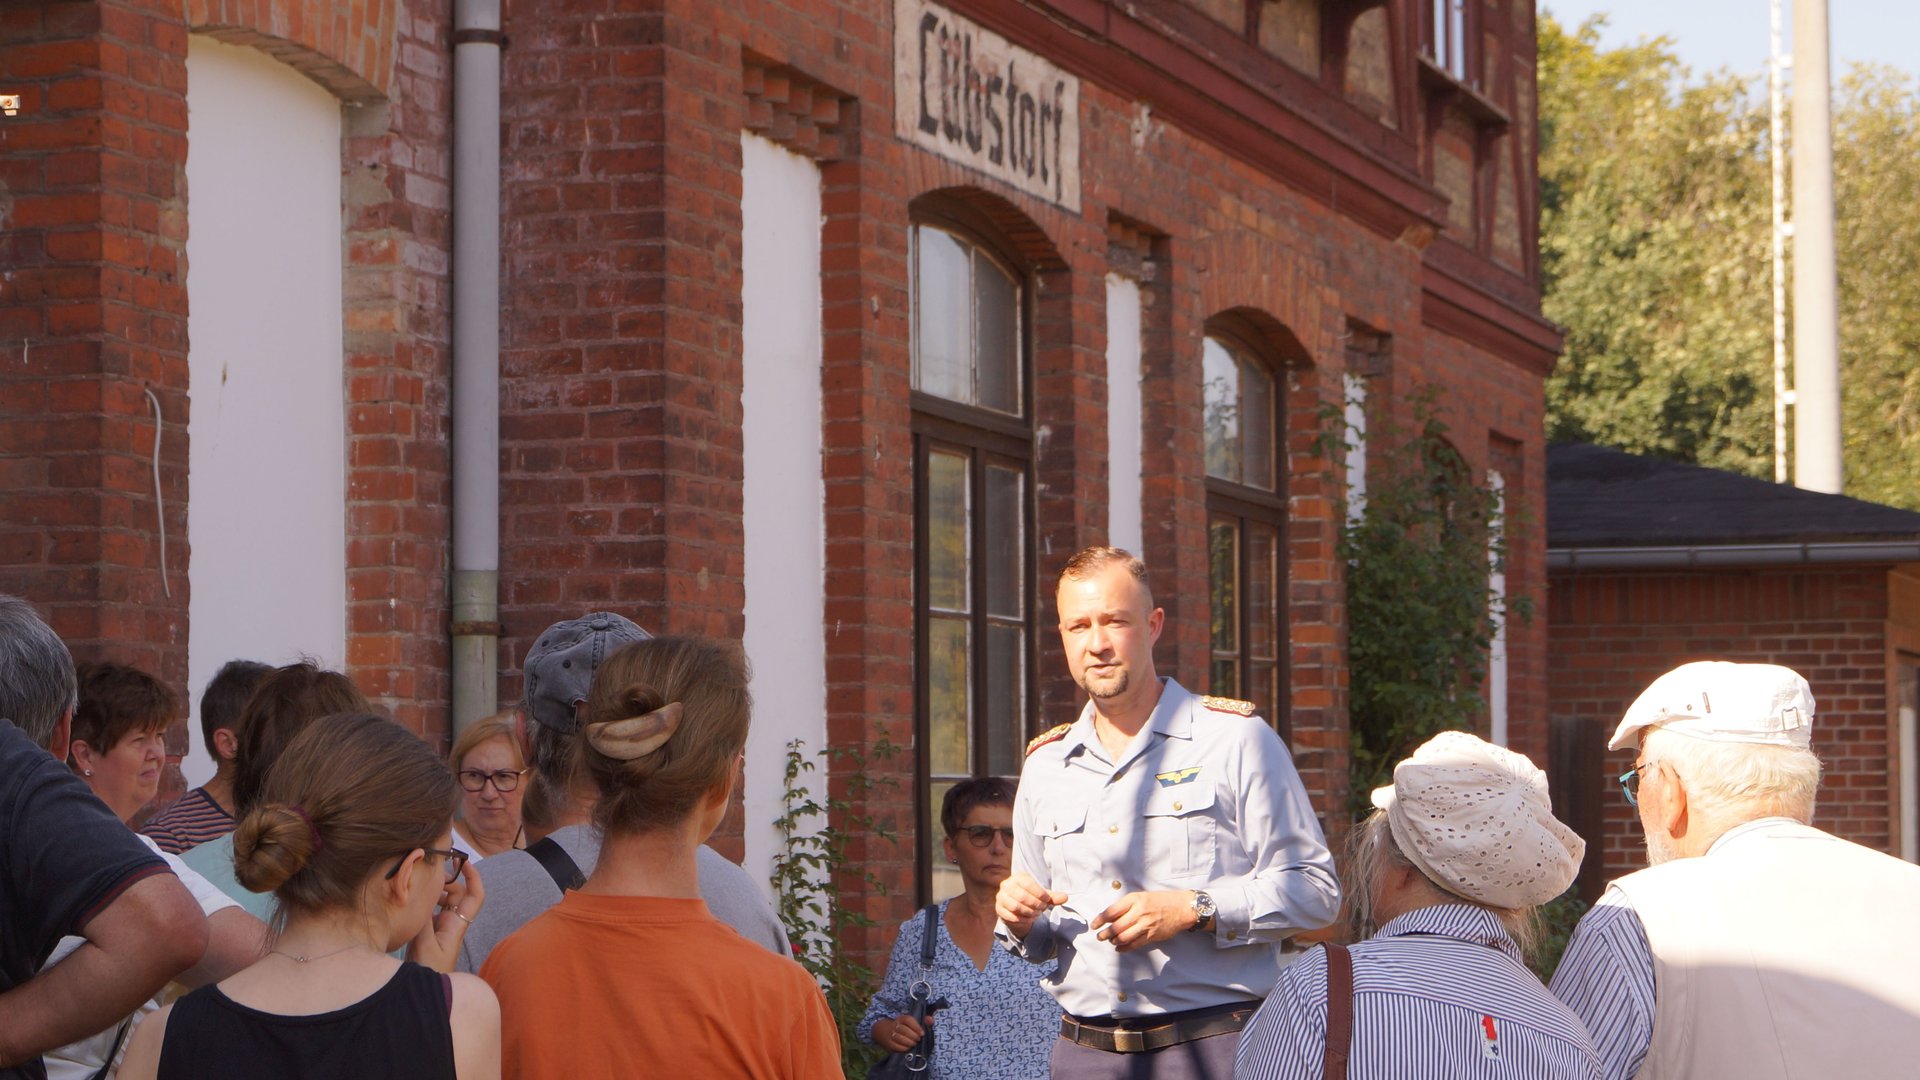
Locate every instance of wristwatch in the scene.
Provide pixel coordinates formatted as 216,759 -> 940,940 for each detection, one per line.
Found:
1189,890 -> 1217,933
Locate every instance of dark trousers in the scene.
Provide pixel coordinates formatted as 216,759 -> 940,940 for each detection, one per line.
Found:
1047,1029 -> 1240,1080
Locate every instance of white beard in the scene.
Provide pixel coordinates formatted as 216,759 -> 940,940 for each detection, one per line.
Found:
1644,831 -> 1678,866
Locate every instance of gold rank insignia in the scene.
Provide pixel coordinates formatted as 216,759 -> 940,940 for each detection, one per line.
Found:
1201,695 -> 1256,716
1026,723 -> 1072,756
1155,766 -> 1201,787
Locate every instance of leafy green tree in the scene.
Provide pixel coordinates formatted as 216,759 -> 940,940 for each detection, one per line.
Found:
1538,16 -> 1773,477
1538,15 -> 1920,507
1833,67 -> 1920,508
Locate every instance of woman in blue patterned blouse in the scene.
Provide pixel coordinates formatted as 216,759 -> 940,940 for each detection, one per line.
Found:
860,777 -> 1057,1079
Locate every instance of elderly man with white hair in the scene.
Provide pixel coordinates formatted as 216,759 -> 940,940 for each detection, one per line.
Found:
1550,661 -> 1920,1079
1237,731 -> 1599,1079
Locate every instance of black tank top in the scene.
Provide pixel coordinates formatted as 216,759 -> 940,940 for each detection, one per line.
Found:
157,962 -> 457,1080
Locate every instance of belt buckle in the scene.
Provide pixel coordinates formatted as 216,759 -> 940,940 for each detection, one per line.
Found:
1112,1028 -> 1146,1054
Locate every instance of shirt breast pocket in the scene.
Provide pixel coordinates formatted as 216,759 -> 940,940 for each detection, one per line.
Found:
1141,784 -> 1218,883
1035,803 -> 1087,884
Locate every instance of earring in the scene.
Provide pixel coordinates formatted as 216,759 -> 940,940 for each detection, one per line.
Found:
83,769 -> 93,777
948,856 -> 957,864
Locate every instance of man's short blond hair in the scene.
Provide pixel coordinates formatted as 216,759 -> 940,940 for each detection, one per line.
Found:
1058,546 -> 1149,592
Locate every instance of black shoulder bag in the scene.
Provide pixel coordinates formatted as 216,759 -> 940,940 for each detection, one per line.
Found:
868,904 -> 950,1079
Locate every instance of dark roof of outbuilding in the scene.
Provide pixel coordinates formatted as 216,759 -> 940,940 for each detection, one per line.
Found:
1547,442 -> 1920,548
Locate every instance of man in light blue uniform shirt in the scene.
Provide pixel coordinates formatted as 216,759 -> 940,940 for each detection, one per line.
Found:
996,547 -> 1339,1079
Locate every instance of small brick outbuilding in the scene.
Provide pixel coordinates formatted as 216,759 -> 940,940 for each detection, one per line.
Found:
1545,442 -> 1920,899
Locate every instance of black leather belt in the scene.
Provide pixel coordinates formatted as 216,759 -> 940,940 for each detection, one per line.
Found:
1059,1001 -> 1260,1054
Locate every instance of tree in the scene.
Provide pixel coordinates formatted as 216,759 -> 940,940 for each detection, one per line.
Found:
1538,16 -> 1920,508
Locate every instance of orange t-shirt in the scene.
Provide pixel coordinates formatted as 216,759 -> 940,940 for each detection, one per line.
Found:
481,892 -> 840,1080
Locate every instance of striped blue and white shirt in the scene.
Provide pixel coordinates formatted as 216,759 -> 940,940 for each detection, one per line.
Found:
1546,888 -> 1653,1080
1235,904 -> 1602,1079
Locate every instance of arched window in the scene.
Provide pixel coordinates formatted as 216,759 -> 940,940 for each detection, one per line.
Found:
1203,332 -> 1287,732
912,219 -> 1032,902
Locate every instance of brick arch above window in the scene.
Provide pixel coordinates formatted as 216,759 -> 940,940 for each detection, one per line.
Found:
1206,306 -> 1314,373
188,0 -> 399,102
910,186 -> 1069,274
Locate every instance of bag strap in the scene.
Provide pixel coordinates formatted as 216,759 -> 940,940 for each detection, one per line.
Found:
1321,943 -> 1353,1080
526,835 -> 586,892
917,903 -> 940,969
89,1015 -> 134,1080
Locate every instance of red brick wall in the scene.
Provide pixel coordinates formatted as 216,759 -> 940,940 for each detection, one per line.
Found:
1549,566 -> 1901,888
0,0 -> 453,790
1,0 -> 194,699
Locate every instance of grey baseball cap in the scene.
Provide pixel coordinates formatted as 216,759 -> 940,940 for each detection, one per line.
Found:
522,612 -> 652,734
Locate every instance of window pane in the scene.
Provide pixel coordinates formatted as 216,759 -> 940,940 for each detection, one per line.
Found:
928,615 -> 971,776
985,623 -> 1024,776
1211,658 -> 1240,701
1246,520 -> 1278,660
1203,338 -> 1240,482
1209,517 -> 1238,657
1241,358 -> 1275,491
928,779 -> 962,901
927,449 -> 970,611
976,254 -> 1021,415
914,226 -> 972,403
983,464 -> 1024,619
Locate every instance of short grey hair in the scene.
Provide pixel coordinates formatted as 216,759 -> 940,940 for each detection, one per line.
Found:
1641,727 -> 1822,824
0,594 -> 78,749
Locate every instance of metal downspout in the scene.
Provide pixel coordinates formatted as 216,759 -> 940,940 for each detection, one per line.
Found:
450,0 -> 503,735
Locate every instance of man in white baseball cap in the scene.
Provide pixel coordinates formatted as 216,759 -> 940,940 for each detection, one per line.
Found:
1238,731 -> 1599,1078
1550,661 -> 1920,1079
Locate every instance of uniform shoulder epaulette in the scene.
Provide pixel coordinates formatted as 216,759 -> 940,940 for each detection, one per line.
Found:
1200,695 -> 1256,717
1026,723 -> 1072,756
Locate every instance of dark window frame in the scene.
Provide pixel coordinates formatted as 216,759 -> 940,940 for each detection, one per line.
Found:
1202,327 -> 1291,738
909,216 -> 1038,905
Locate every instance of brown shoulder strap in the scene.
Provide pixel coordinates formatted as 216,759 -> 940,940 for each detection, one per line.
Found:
1322,943 -> 1353,1080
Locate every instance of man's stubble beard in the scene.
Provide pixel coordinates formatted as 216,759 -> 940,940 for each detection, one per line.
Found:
1080,668 -> 1131,700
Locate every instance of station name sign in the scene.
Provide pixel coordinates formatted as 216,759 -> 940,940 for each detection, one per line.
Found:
893,0 -> 1082,212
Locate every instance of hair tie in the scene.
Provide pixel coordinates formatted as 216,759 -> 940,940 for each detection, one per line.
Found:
585,702 -> 683,761
290,805 -> 323,852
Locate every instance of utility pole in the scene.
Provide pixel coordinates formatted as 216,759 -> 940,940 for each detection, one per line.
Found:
1770,0 -> 1792,485
1791,0 -> 1844,493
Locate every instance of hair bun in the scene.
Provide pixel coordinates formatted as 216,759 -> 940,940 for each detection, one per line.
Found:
232,803 -> 319,894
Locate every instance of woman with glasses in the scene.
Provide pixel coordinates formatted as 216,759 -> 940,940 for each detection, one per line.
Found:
449,712 -> 529,860
120,712 -> 500,1080
479,636 -> 839,1079
858,777 -> 1058,1079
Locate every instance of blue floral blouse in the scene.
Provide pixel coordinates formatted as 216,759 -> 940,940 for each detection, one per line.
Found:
858,900 -> 1059,1080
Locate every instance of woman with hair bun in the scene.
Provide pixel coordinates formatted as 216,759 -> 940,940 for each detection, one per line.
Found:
481,636 -> 839,1079
118,713 -> 502,1080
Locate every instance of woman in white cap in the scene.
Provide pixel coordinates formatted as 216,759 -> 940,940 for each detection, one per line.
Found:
1235,731 -> 1599,1079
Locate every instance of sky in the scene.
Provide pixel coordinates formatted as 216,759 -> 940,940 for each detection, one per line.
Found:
1541,1 -> 1919,80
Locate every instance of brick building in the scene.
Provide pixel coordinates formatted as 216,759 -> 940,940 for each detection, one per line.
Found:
2,0 -> 1560,945
1546,442 -> 1920,899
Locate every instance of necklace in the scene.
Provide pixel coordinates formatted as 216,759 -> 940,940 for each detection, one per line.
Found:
270,942 -> 371,964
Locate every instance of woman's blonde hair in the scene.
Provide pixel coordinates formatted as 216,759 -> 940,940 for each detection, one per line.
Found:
576,636 -> 750,835
448,709 -> 524,774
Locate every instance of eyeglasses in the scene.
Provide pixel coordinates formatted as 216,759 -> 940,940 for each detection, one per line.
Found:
1618,762 -> 1654,807
384,847 -> 469,885
955,825 -> 1016,848
457,767 -> 529,793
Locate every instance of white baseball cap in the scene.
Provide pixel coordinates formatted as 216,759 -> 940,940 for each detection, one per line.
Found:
1371,731 -> 1585,909
1607,661 -> 1815,752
